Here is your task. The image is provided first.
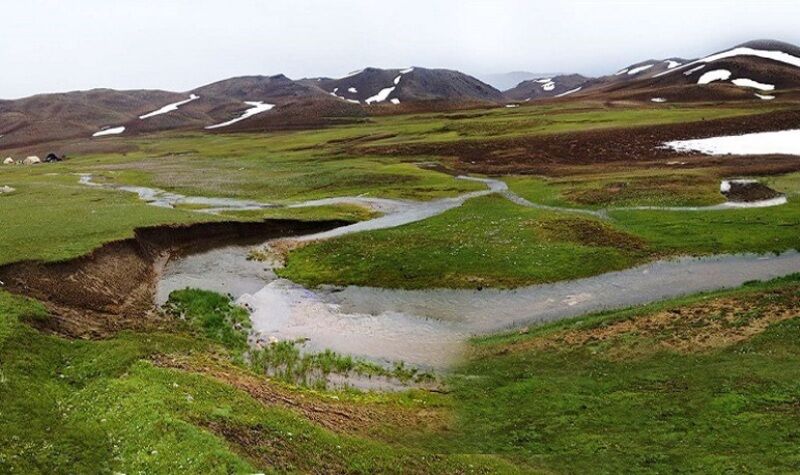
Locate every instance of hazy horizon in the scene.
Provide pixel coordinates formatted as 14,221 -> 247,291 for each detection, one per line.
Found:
3,0 -> 800,99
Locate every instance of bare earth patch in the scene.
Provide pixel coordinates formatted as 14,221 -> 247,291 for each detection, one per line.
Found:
152,354 -> 451,437
506,285 -> 800,357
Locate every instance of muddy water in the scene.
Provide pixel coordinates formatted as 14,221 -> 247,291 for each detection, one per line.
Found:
81,172 -> 799,368
159,244 -> 800,368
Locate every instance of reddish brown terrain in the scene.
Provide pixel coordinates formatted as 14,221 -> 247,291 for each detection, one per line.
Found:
358,108 -> 800,176
2,39 -> 800,150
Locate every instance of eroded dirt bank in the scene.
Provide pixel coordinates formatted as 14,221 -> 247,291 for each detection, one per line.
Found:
0,219 -> 348,337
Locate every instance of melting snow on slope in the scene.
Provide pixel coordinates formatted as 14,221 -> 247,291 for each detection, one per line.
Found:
365,68 -> 414,105
365,85 -> 397,104
205,101 -> 274,129
684,65 -> 706,76
542,81 -> 556,91
664,129 -> 800,156
555,87 -> 582,98
731,78 -> 775,91
697,69 -> 731,85
656,46 -> 800,78
139,94 -> 199,119
330,87 -> 360,104
628,64 -> 654,75
92,126 -> 125,137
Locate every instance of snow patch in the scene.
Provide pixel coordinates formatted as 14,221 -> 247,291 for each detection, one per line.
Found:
555,87 -> 582,98
683,65 -> 706,76
347,87 -> 358,93
139,94 -> 199,119
731,78 -> 775,91
628,64 -> 654,75
390,98 -> 401,105
697,69 -> 731,85
651,97 -> 667,103
656,47 -> 800,78
542,81 -> 556,91
665,60 -> 682,69
331,87 -> 361,104
664,129 -> 800,156
92,126 -> 125,137
365,68 -> 414,104
755,93 -> 776,101
505,104 -> 519,108
366,86 -> 396,104
721,179 -> 757,193
205,101 -> 274,129
615,68 -> 629,76
535,78 -> 553,83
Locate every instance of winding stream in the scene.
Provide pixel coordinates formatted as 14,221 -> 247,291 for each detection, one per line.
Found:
79,173 -> 799,369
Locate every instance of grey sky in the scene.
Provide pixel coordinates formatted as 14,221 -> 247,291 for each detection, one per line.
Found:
3,0 -> 800,99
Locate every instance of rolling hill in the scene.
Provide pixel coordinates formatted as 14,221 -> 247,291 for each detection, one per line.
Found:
2,39 -> 799,150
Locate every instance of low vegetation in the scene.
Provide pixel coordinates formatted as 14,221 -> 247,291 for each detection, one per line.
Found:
280,191 -> 800,289
0,289 -> 518,473
163,289 -> 434,389
280,195 -> 652,289
450,274 -> 800,473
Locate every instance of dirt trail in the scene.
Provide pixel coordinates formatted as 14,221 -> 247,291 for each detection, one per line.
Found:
0,219 -> 347,337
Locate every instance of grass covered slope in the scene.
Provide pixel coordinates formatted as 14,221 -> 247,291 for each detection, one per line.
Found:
0,290 -> 520,474
451,275 -> 800,473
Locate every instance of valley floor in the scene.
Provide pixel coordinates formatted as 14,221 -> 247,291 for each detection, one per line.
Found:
2,274 -> 799,473
2,99 -> 800,472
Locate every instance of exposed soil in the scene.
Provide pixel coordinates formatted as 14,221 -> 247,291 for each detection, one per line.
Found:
723,181 -> 783,202
567,176 -> 716,206
0,219 -> 348,338
358,108 -> 800,176
533,218 -> 648,251
506,284 -> 800,357
154,354 -> 450,436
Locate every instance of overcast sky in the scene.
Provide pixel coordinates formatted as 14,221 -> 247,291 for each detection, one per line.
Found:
3,0 -> 800,99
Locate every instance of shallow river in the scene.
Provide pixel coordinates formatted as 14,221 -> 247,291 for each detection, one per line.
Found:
158,243 -> 800,368
79,173 -> 799,368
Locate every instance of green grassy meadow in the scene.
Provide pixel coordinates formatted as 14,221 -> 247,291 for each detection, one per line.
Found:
2,100 -> 800,472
